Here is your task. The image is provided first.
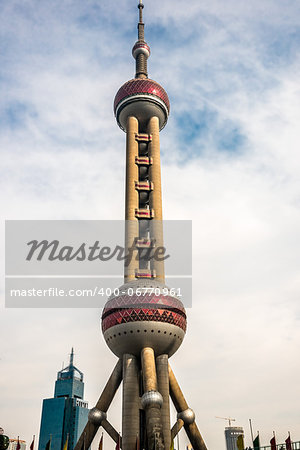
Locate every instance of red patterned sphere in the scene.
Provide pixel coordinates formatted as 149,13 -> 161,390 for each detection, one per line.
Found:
114,78 -> 170,132
101,280 -> 186,357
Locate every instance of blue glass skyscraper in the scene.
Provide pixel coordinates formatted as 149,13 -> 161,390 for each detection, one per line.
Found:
38,349 -> 89,450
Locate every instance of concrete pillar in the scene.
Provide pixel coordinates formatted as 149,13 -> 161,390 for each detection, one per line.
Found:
156,355 -> 171,450
168,365 -> 208,450
74,359 -> 123,450
141,347 -> 158,391
171,419 -> 184,441
147,116 -> 165,282
125,116 -> 139,282
185,422 -> 207,450
102,419 -> 122,446
141,348 -> 165,450
168,364 -> 188,412
122,354 -> 140,450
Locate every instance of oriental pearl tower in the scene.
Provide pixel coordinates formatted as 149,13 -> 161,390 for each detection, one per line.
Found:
75,3 -> 208,450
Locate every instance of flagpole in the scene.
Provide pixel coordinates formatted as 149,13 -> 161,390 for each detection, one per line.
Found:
252,431 -> 260,450
288,431 -> 292,450
98,433 -> 103,450
270,431 -> 276,450
249,419 -> 254,445
30,435 -> 35,450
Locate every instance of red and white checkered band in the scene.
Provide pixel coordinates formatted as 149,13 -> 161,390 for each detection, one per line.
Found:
102,293 -> 187,333
102,308 -> 187,333
114,79 -> 170,114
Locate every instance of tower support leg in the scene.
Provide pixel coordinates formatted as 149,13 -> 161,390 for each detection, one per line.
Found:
171,419 -> 184,441
122,354 -> 140,450
168,364 -> 207,450
102,419 -> 122,446
74,359 -> 123,450
141,347 -> 165,450
156,354 -> 171,450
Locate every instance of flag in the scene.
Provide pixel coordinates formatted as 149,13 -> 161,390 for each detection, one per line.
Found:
270,436 -> 276,450
30,436 -> 35,450
16,438 -> 21,450
115,435 -> 120,450
170,440 -> 174,450
253,434 -> 260,450
285,435 -> 292,450
237,434 -> 244,450
63,435 -> 69,450
98,434 -> 103,450
45,436 -> 51,450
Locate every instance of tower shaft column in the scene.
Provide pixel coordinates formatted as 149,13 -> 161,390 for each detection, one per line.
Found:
141,348 -> 165,450
148,116 -> 165,282
125,116 -> 139,282
122,354 -> 140,450
156,355 -> 171,450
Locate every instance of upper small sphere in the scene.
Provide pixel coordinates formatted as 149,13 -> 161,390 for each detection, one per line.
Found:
114,78 -> 170,132
132,42 -> 151,59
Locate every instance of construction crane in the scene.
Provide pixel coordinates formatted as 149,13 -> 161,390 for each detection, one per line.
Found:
215,416 -> 236,427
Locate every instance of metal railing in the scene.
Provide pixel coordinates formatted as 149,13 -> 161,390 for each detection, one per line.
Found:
252,442 -> 300,450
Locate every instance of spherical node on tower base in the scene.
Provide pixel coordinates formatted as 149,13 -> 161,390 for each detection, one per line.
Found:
177,408 -> 195,425
88,408 -> 107,425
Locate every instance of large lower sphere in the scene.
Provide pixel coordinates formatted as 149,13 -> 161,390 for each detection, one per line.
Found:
114,78 -> 170,132
101,279 -> 186,357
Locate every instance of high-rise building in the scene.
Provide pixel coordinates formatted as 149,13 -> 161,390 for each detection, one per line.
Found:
225,426 -> 245,450
38,349 -> 89,450
74,2 -> 208,450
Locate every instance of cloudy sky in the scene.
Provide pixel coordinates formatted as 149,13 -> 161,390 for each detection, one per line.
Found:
1,0 -> 300,449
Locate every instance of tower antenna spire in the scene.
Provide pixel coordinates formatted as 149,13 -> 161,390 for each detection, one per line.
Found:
70,347 -> 74,366
132,0 -> 150,78
138,0 -> 144,40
